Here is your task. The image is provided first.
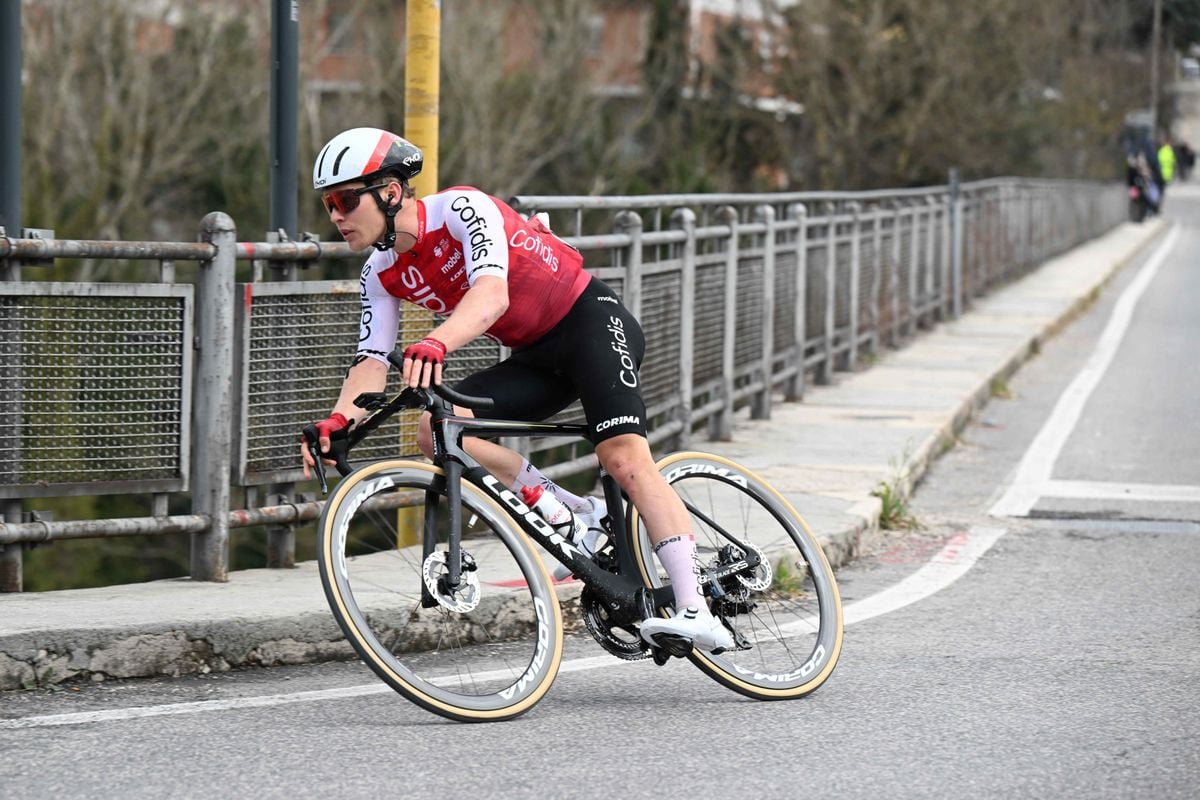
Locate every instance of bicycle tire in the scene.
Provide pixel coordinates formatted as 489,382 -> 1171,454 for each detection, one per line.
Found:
317,459 -> 563,722
630,452 -> 843,699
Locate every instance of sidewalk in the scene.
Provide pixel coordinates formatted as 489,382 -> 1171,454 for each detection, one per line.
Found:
0,219 -> 1168,690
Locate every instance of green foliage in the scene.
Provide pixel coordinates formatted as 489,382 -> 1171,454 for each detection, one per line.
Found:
871,478 -> 921,531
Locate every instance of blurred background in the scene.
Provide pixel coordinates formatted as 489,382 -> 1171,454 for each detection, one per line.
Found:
14,0 -> 1200,246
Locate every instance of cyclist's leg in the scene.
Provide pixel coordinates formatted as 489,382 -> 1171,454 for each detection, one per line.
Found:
551,283 -> 731,649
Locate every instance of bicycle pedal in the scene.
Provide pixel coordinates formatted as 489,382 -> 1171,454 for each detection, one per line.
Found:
650,633 -> 694,659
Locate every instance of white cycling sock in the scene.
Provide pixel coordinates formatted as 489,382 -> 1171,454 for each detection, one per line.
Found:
511,459 -> 591,514
654,534 -> 707,611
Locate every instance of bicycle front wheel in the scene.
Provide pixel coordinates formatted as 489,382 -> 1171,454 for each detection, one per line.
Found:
317,460 -> 563,722
631,452 -> 843,699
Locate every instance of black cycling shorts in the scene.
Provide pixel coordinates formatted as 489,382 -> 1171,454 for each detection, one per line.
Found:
454,277 -> 647,444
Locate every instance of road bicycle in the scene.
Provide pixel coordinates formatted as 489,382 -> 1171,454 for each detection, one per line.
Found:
305,350 -> 843,722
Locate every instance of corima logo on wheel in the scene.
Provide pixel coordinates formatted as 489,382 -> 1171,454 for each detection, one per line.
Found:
499,596 -> 551,700
664,464 -> 748,488
733,644 -> 827,683
335,476 -> 397,579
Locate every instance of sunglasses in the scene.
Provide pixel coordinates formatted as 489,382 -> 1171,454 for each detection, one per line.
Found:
322,182 -> 389,215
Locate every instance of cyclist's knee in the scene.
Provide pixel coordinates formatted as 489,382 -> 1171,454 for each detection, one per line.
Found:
415,412 -> 434,459
596,434 -> 655,485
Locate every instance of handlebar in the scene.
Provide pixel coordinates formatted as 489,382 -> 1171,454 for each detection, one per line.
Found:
303,348 -> 496,492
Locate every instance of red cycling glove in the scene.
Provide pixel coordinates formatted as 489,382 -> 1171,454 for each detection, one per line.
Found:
402,337 -> 447,365
314,412 -> 351,440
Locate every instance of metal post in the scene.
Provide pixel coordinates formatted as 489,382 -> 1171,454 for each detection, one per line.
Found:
846,202 -> 861,370
191,213 -> 237,582
907,202 -> 919,335
0,0 -> 20,236
891,202 -> 902,344
0,500 -> 22,592
785,203 -> 807,401
870,204 -> 883,355
267,487 -> 296,569
819,206 -> 836,384
949,170 -> 964,318
714,206 -> 739,441
614,210 -> 643,318
406,0 -> 441,196
671,207 -> 696,449
753,204 -> 775,419
1150,0 -> 1162,134
270,0 -> 299,239
925,196 -> 937,322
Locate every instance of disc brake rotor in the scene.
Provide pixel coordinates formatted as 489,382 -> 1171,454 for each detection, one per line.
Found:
422,550 -> 481,613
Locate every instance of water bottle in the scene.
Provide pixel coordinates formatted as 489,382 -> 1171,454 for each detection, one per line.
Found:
520,485 -> 585,543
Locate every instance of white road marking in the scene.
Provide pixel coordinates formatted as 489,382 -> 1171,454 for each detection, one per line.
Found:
989,225 -> 1182,517
841,526 -> 1006,626
0,527 -> 1005,730
1039,479 -> 1200,504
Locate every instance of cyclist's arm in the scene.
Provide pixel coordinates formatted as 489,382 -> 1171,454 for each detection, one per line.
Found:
331,357 -> 389,424
427,274 -> 509,351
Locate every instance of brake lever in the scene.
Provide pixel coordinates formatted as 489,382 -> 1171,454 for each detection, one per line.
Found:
302,424 -> 329,495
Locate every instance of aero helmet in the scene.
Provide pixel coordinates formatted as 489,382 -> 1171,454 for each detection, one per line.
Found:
312,127 -> 423,189
313,128 -> 423,251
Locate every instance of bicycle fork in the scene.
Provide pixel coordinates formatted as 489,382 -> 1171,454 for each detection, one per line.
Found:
420,459 -> 467,609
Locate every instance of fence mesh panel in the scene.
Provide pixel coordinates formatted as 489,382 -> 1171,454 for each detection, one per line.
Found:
0,288 -> 188,491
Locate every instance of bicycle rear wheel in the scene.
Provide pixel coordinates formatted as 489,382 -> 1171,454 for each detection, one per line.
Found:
631,452 -> 843,699
317,460 -> 562,722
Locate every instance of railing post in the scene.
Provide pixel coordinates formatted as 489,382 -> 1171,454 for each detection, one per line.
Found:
819,203 -> 836,385
847,201 -> 861,370
714,206 -> 739,441
191,212 -> 237,582
924,195 -> 938,323
907,200 -> 920,335
785,203 -> 807,401
671,207 -> 696,449
266,486 -> 296,569
869,203 -> 883,356
890,201 -> 903,344
949,170 -> 964,318
614,210 -> 643,319
0,501 -> 22,592
753,204 -> 775,419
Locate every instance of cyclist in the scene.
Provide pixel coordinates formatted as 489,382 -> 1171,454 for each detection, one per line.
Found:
301,127 -> 733,652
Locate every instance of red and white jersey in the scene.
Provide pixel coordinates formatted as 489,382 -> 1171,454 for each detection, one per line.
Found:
355,186 -> 590,360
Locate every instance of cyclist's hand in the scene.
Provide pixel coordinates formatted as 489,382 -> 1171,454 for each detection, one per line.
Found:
300,412 -> 350,478
401,336 -> 446,389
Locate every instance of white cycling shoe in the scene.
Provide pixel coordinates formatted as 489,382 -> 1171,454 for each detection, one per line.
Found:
639,606 -> 735,654
551,496 -> 608,581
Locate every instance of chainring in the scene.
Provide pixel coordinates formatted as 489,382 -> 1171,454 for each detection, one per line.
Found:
580,585 -> 651,661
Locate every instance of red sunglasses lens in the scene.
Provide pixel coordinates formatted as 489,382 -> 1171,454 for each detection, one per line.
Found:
323,189 -> 361,215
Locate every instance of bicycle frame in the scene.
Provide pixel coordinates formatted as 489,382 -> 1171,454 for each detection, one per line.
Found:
426,410 -> 674,618
308,378 -> 761,622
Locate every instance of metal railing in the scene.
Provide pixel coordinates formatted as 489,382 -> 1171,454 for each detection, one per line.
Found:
0,177 -> 1127,591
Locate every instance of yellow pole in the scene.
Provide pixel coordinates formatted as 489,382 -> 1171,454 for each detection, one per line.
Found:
405,0 -> 440,197
399,0 -> 441,548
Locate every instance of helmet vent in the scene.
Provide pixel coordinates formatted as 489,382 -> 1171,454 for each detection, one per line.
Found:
331,146 -> 351,177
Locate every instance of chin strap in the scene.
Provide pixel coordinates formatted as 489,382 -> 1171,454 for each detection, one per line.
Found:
368,188 -> 403,251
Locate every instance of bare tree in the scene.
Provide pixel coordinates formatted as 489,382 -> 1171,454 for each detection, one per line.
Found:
22,0 -> 270,254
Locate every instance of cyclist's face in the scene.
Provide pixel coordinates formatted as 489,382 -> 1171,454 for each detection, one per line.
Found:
323,181 -> 387,249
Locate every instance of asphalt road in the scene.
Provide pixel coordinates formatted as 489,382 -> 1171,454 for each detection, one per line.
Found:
1,195 -> 1198,799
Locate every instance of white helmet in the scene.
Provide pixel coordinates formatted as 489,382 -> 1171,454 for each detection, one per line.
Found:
312,127 -> 423,190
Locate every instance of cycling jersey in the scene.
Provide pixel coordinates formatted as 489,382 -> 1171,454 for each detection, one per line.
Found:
355,187 -> 590,362
454,276 -> 648,444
